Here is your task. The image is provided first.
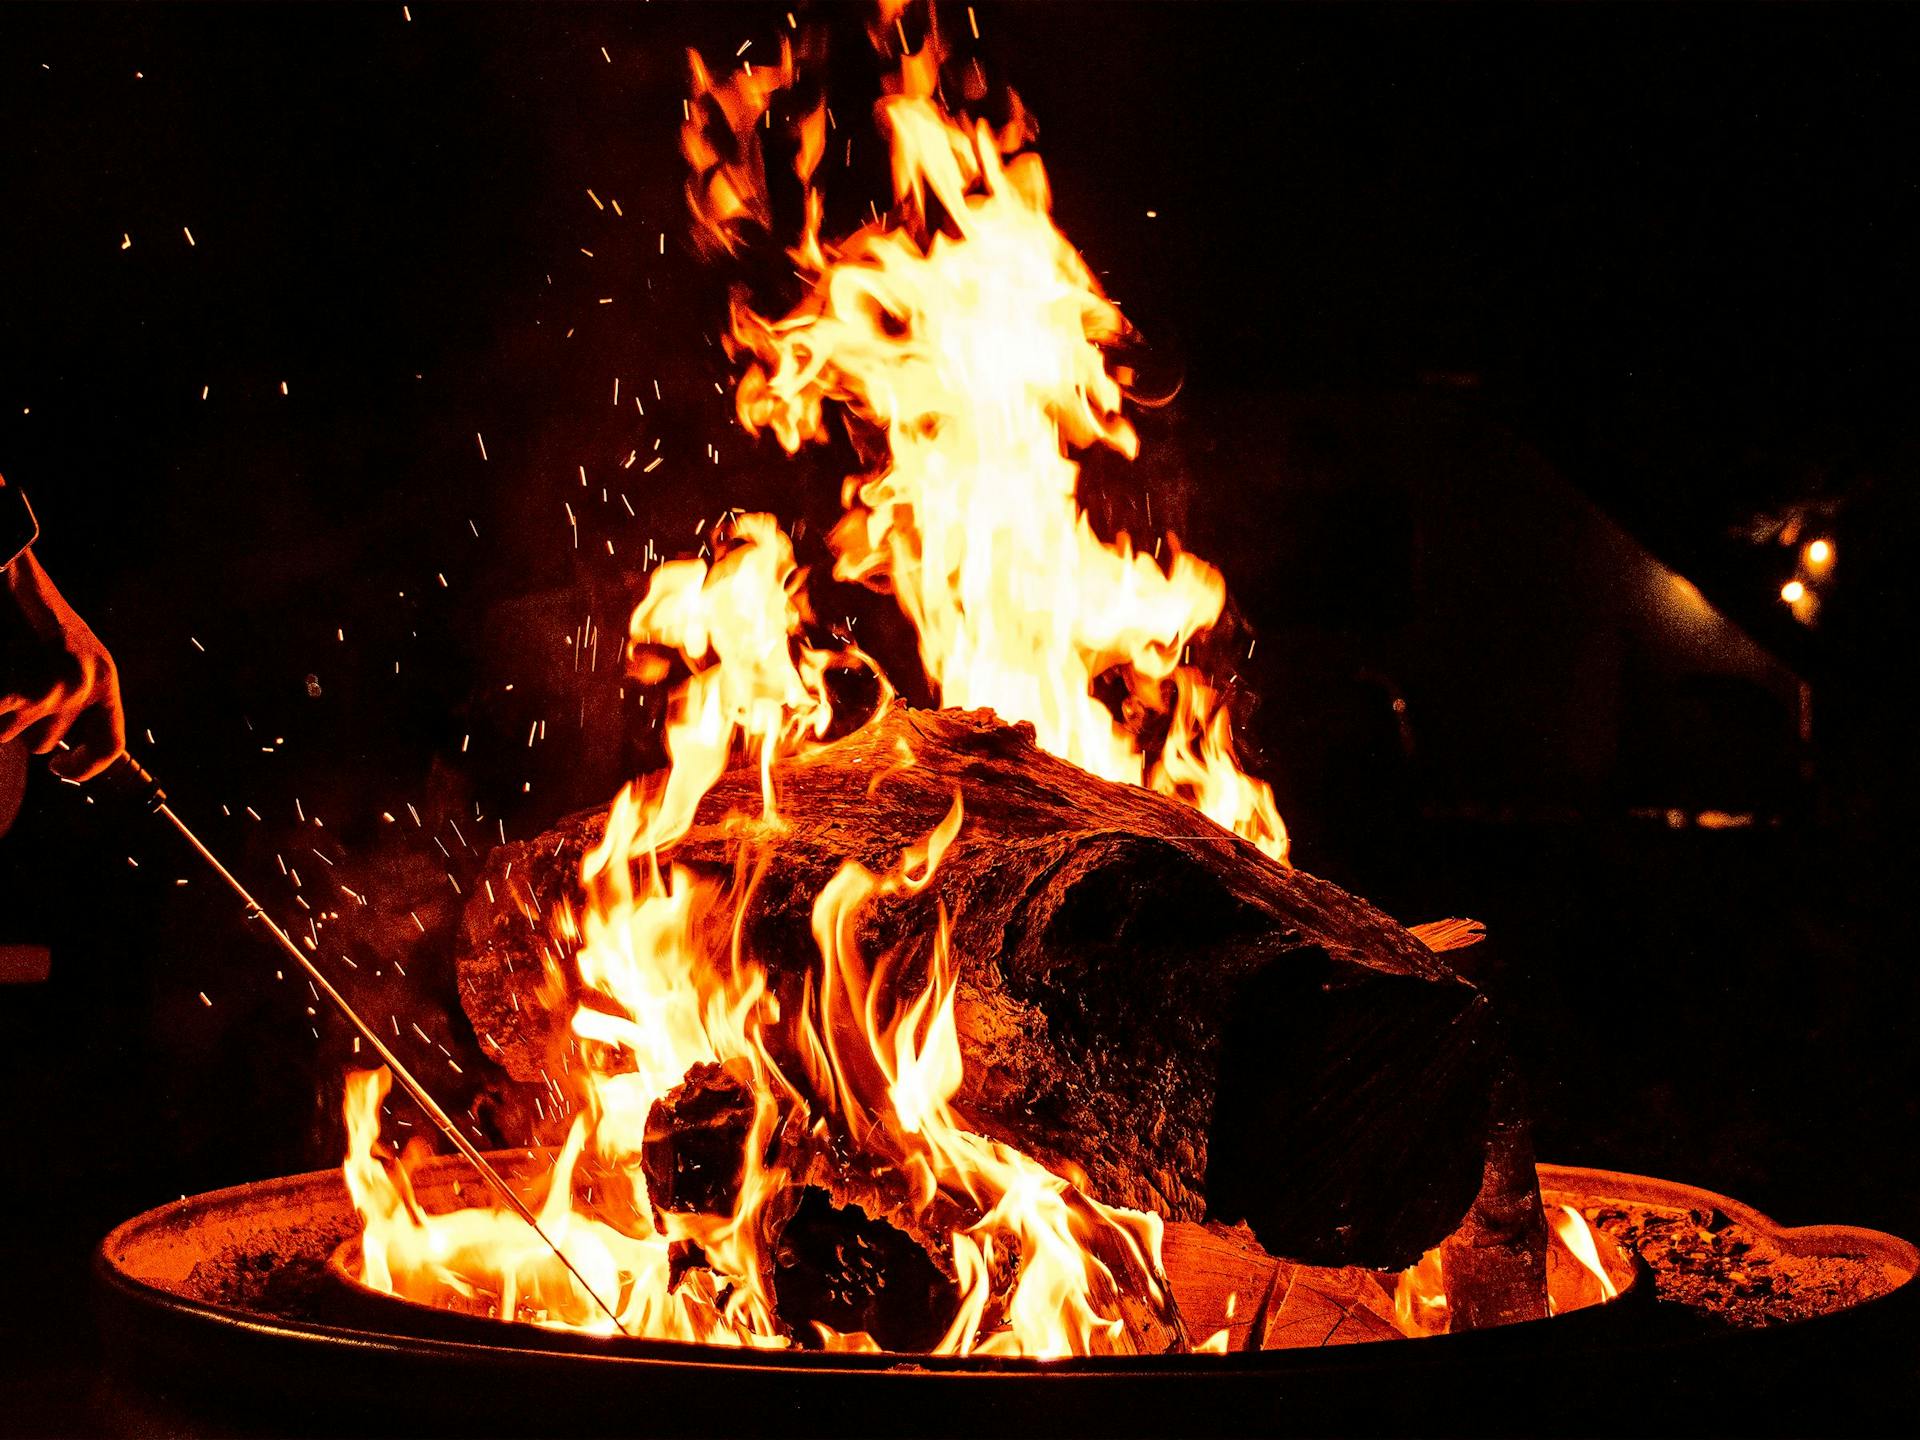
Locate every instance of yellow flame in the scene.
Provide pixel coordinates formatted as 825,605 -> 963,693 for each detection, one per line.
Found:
1391,1245 -> 1450,1338
717,30 -> 1287,863
1548,1204 -> 1620,1302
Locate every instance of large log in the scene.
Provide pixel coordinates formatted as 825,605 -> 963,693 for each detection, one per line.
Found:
457,707 -> 1499,1269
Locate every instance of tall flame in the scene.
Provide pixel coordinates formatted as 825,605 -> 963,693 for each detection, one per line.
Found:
704,24 -> 1288,863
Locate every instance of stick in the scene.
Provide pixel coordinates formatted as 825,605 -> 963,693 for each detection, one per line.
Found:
109,754 -> 629,1335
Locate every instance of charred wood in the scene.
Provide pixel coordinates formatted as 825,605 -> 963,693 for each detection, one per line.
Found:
460,707 -> 1501,1269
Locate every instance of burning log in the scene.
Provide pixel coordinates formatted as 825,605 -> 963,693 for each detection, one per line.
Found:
640,1058 -> 1181,1352
1440,1067 -> 1550,1330
460,707 -> 1501,1271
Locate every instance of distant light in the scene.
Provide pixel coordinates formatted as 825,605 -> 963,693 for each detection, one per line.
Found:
1806,538 -> 1833,568
1780,580 -> 1806,604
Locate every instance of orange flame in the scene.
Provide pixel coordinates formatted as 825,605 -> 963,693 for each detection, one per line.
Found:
711,24 -> 1288,863
1548,1204 -> 1621,1303
1390,1245 -> 1450,1338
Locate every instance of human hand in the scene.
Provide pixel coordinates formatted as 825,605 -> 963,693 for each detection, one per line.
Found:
1,547 -> 126,781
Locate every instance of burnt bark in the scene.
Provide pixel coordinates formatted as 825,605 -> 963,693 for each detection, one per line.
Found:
458,707 -> 1500,1269
640,1060 -> 1180,1352
1440,1065 -> 1550,1329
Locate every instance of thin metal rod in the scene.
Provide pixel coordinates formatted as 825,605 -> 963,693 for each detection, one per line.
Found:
151,796 -> 629,1335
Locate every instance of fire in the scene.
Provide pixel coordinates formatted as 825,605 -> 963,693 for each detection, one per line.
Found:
697,14 -> 1288,863
341,7 -> 1299,1356
345,507 -> 1180,1354
1391,1245 -> 1450,1338
1547,1205 -> 1621,1305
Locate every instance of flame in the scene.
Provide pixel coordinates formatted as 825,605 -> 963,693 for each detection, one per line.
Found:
707,23 -> 1288,863
1391,1245 -> 1451,1338
1548,1204 -> 1620,1303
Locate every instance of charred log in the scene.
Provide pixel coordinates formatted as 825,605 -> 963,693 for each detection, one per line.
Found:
641,1061 -> 1182,1352
459,707 -> 1500,1269
642,1061 -> 762,1219
1440,1065 -> 1549,1329
772,1189 -> 960,1352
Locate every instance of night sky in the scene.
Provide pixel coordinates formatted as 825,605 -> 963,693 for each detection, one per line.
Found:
1,1 -> 1917,1423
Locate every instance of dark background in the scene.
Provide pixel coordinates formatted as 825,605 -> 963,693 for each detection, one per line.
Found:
2,2 -> 1916,1432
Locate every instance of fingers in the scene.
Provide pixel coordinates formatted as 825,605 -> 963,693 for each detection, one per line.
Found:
0,692 -> 61,746
20,711 -> 72,757
2,653 -> 125,780
49,688 -> 126,783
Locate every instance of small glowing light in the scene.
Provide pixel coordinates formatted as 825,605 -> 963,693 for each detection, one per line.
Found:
1806,538 -> 1832,567
1780,580 -> 1806,604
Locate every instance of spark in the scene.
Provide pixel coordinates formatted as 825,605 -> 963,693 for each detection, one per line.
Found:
586,188 -> 604,210
477,432 -> 488,460
183,225 -> 196,246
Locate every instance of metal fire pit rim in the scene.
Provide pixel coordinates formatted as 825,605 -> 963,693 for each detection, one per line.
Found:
1536,1162 -> 1920,1270
97,1154 -> 1917,1379
91,1238 -> 1634,1383
93,1159 -> 1681,1382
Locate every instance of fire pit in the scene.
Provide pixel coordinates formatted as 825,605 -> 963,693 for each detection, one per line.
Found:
96,1155 -> 1913,1437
